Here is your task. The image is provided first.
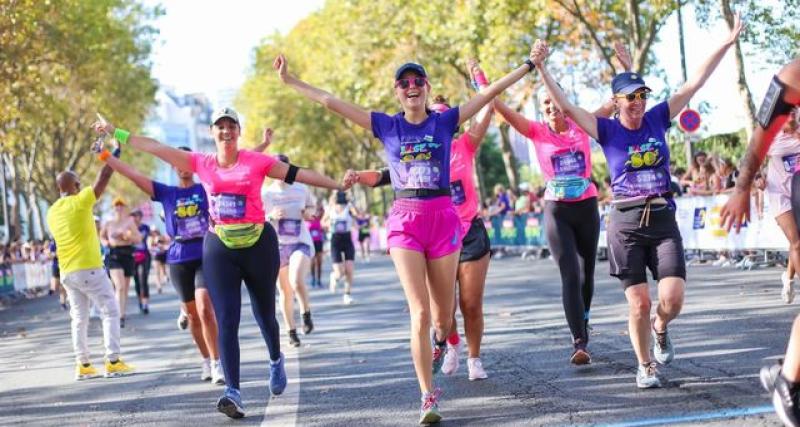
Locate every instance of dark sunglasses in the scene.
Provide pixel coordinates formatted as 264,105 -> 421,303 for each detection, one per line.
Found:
615,92 -> 649,101
395,77 -> 428,89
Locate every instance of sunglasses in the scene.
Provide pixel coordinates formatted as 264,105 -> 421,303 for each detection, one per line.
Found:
395,77 -> 428,89
615,92 -> 649,101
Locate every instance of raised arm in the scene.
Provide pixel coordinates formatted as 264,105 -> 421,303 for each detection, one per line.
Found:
93,121 -> 192,171
275,54 -> 371,131
494,98 -> 530,136
92,163 -> 115,199
267,160 -> 343,191
103,155 -> 154,198
668,14 -> 743,118
458,61 -> 532,126
592,42 -> 633,117
465,102 -> 494,148
252,128 -> 272,153
534,40 -> 599,139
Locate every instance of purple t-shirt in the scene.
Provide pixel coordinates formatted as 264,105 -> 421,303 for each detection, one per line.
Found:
152,182 -> 209,264
596,101 -> 672,198
371,108 -> 460,195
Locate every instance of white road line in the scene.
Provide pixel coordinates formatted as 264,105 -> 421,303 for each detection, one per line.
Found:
261,347 -> 300,427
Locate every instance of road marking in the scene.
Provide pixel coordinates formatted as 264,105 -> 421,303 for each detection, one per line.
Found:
597,405 -> 774,427
261,347 -> 300,427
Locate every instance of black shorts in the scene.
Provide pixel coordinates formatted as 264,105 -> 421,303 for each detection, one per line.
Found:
106,246 -> 135,277
313,240 -> 323,254
51,263 -> 60,279
331,233 -> 355,263
358,231 -> 370,242
459,216 -> 491,263
155,251 -> 167,263
607,203 -> 686,289
168,259 -> 205,303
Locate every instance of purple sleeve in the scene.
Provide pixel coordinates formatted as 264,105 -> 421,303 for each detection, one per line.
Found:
652,101 -> 672,130
371,112 -> 391,140
151,181 -> 169,203
595,117 -> 613,147
440,107 -> 460,135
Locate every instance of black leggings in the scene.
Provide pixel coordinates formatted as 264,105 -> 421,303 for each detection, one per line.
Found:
203,224 -> 281,390
133,253 -> 151,300
544,197 -> 600,343
792,173 -> 800,229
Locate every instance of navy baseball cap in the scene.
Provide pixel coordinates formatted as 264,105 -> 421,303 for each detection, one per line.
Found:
395,63 -> 427,80
611,72 -> 652,95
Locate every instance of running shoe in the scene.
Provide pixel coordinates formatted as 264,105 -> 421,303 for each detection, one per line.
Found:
636,361 -> 661,389
216,386 -> 245,419
329,272 -> 338,293
104,357 -> 135,378
201,359 -> 212,381
61,302 -> 69,311
342,293 -> 353,305
441,341 -> 460,376
288,329 -> 301,347
269,352 -> 287,396
773,371 -> 800,427
570,339 -> 591,365
212,359 -> 225,385
302,311 -> 314,335
652,320 -> 675,365
119,317 -> 125,328
418,388 -> 442,425
142,304 -> 149,315
177,310 -> 189,330
75,362 -> 99,381
783,272 -> 795,304
432,341 -> 447,375
761,361 -> 782,394
467,357 -> 488,381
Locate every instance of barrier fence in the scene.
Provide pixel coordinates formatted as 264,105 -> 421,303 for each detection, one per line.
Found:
0,261 -> 52,296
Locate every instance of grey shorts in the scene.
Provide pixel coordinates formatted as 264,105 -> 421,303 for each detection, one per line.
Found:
607,203 -> 686,289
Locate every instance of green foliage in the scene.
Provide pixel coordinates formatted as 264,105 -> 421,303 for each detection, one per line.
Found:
477,134 -> 509,197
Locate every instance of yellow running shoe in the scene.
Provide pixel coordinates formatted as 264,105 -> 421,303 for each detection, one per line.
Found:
104,357 -> 135,378
75,362 -> 99,381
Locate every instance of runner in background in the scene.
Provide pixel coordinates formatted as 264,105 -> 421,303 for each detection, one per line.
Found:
356,209 -> 372,262
130,210 -> 151,314
149,229 -> 168,295
47,240 -> 68,310
100,198 -> 142,328
323,191 -> 357,305
307,201 -> 326,289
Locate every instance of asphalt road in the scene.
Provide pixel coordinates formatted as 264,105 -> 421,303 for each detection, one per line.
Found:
0,254 -> 794,426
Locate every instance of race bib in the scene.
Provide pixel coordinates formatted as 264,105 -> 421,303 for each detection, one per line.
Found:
450,179 -> 466,205
278,219 -> 301,237
782,153 -> 800,173
551,151 -> 586,177
625,169 -> 669,195
397,159 -> 442,189
334,220 -> 348,233
214,193 -> 246,220
175,215 -> 207,241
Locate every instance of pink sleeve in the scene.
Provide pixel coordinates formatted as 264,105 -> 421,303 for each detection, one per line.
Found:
527,120 -> 543,140
459,133 -> 477,155
189,152 -> 203,173
256,152 -> 278,176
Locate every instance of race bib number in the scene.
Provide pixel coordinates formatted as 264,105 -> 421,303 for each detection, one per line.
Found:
175,215 -> 206,241
782,153 -> 800,173
551,151 -> 585,177
334,220 -> 348,233
450,179 -> 466,205
278,219 -> 301,237
397,159 -> 441,189
625,169 -> 669,195
214,193 -> 246,220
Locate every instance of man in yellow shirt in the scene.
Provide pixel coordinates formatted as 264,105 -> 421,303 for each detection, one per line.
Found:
47,158 -> 134,380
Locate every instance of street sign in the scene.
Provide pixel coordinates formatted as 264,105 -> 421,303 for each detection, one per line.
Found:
678,109 -> 701,133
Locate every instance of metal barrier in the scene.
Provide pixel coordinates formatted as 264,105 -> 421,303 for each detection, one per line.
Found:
0,261 -> 52,296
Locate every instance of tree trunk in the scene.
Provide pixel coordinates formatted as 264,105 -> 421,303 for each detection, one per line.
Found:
497,123 -> 519,192
5,155 -> 21,241
720,0 -> 756,139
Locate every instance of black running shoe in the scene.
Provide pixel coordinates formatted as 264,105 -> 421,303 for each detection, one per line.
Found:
302,312 -> 314,335
773,372 -> 800,427
288,329 -> 301,347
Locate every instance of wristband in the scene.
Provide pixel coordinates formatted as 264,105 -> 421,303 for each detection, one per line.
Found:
113,128 -> 131,145
97,149 -> 111,162
524,59 -> 535,72
112,147 -> 121,158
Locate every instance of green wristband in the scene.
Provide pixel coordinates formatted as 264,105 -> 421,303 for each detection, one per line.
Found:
113,128 -> 131,145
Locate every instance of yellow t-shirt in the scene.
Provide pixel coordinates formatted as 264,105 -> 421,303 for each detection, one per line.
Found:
46,187 -> 103,274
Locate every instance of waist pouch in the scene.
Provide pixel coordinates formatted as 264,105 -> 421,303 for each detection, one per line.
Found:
214,223 -> 263,249
547,176 -> 590,200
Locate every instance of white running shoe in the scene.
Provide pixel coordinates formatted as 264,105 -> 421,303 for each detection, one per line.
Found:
177,310 -> 189,330
211,359 -> 225,385
782,272 -> 795,304
467,357 -> 488,381
200,359 -> 212,381
329,272 -> 338,294
441,341 -> 460,376
343,293 -> 353,305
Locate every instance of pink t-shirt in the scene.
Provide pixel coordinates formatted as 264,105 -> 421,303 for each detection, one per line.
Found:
449,133 -> 479,223
527,118 -> 598,202
190,150 -> 277,226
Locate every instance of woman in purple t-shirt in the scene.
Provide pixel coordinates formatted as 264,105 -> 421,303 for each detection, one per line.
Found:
274,47 -> 536,423
532,16 -> 742,390
93,111 -> 341,419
